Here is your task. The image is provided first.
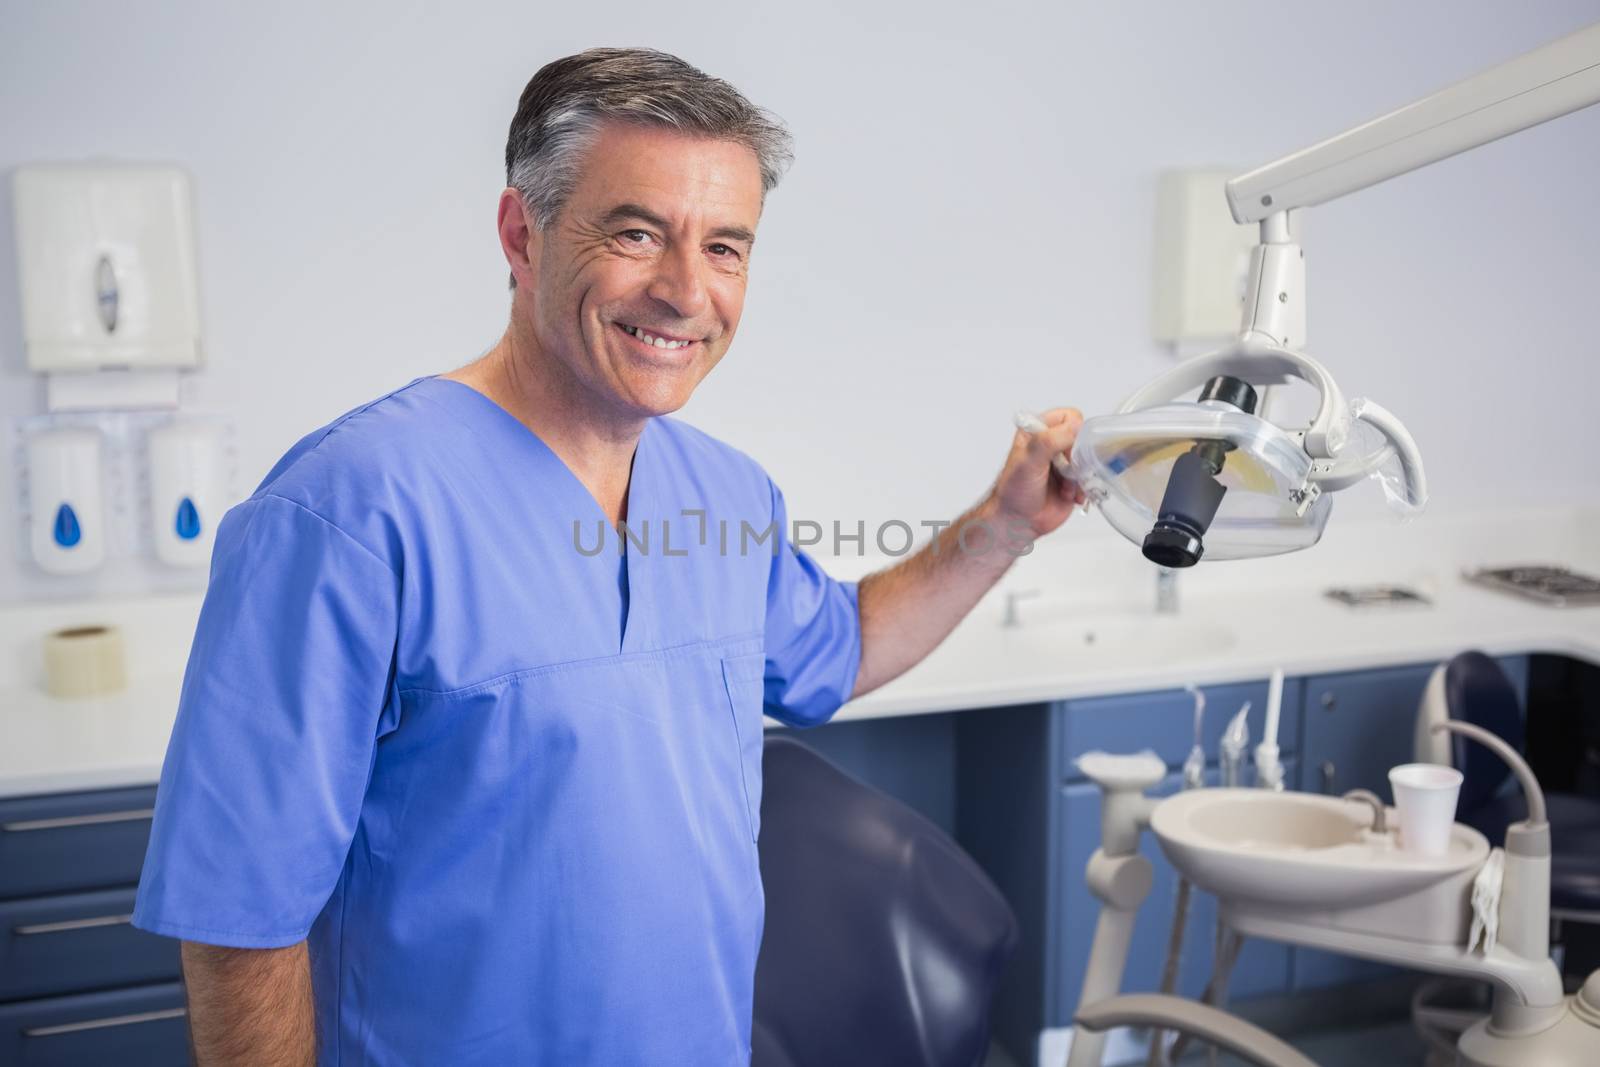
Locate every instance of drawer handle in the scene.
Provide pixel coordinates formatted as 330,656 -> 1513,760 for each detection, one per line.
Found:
23,1006 -> 186,1038
15,913 -> 134,936
1,807 -> 154,832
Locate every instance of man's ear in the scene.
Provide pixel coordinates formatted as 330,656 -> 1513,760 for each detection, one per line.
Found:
499,187 -> 539,291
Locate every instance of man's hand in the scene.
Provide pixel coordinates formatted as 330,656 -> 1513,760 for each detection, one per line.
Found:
987,406 -> 1087,540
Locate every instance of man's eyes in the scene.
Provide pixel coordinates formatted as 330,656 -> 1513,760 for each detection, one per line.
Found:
617,231 -> 742,261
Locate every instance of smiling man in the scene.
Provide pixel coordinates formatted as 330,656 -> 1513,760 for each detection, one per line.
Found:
132,48 -> 1084,1065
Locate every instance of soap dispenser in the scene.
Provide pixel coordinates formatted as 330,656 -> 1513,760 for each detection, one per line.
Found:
26,427 -> 108,575
147,420 -> 226,567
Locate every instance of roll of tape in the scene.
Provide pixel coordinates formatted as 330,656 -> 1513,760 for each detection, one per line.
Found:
44,624 -> 127,700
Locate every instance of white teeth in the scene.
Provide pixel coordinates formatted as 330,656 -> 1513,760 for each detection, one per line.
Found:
623,324 -> 692,350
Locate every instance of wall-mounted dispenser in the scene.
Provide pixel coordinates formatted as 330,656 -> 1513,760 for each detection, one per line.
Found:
12,163 -> 202,411
146,420 -> 226,568
25,427 -> 108,575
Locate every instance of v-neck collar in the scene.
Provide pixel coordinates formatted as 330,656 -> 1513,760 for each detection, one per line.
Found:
415,374 -> 655,654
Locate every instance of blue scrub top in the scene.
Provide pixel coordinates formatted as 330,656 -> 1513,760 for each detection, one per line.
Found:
132,375 -> 863,1065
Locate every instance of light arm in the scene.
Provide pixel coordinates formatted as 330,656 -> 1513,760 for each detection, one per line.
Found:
1227,22 -> 1600,223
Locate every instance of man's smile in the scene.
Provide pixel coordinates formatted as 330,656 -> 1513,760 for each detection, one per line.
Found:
615,321 -> 703,360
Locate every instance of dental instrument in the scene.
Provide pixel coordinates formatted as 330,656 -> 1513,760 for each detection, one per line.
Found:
1253,668 -> 1285,792
1062,21 -> 1600,567
1219,702 -> 1250,789
1181,686 -> 1206,792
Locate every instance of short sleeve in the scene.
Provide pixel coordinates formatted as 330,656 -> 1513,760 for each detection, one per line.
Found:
762,478 -> 863,728
132,494 -> 399,948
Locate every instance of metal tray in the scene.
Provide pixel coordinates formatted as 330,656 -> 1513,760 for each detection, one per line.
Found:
1324,585 -> 1432,608
1462,565 -> 1600,607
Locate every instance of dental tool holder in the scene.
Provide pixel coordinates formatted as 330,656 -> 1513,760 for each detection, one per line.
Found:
1219,703 -> 1250,789
1255,670 -> 1287,791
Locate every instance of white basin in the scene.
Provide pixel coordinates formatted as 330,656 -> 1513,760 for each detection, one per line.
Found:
1151,789 -> 1489,910
982,611 -> 1237,671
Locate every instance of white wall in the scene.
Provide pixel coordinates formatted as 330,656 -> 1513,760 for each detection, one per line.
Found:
2,1 -> 1598,603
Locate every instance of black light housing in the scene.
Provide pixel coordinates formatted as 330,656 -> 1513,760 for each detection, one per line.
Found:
1141,376 -> 1258,568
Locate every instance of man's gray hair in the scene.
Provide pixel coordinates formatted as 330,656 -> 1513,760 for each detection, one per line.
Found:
503,47 -> 793,287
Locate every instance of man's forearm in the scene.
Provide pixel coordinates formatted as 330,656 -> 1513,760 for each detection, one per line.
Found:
850,494 -> 1028,698
181,939 -> 316,1066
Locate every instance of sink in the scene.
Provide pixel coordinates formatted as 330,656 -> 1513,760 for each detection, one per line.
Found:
983,610 -> 1237,670
1151,789 -> 1489,910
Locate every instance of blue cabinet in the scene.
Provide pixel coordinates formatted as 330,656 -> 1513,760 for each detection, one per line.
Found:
0,981 -> 188,1066
0,788 -> 186,1066
0,787 -> 157,899
0,888 -> 180,1001
1299,664 -> 1434,803
1298,656 -> 1529,803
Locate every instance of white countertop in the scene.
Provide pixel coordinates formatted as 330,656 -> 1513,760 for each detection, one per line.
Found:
4,506 -> 1598,799
834,504 -> 1600,721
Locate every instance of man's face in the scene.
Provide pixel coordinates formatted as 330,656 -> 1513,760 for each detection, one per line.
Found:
510,122 -> 764,422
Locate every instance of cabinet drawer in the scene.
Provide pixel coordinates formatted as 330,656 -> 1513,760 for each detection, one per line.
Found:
1300,665 -> 1434,802
0,788 -> 157,900
0,888 -> 181,1001
1060,679 -> 1300,779
0,982 -> 188,1066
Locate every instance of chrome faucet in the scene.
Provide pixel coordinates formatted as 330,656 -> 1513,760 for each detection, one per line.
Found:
1155,566 -> 1179,615
1341,789 -> 1389,834
1001,588 -> 1040,628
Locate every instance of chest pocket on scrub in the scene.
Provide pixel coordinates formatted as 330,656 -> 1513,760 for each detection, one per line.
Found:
720,652 -> 767,842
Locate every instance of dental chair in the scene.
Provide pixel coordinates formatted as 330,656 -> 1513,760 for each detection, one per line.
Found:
751,737 -> 1019,1067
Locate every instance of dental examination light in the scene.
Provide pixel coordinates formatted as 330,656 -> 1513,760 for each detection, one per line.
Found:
1066,21 -> 1600,567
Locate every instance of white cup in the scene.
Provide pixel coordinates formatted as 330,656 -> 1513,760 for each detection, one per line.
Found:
1388,763 -> 1463,857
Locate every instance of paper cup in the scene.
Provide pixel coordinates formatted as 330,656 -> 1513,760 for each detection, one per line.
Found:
1388,763 -> 1463,857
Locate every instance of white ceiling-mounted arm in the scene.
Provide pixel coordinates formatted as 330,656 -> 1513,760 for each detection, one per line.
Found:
1226,22 -> 1600,224
1237,212 -> 1305,351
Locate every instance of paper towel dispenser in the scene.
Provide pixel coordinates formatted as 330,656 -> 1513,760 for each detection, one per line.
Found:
12,163 -> 203,372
